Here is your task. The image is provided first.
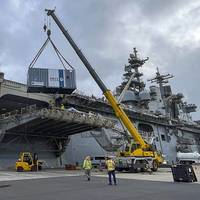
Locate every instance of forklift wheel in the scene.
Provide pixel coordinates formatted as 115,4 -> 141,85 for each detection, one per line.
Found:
17,167 -> 23,172
151,160 -> 158,172
31,166 -> 37,171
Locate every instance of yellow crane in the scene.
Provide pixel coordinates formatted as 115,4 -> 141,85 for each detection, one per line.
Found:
45,9 -> 164,172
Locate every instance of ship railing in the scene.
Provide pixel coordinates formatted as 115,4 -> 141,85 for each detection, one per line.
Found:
0,104 -> 38,120
39,107 -> 116,129
70,92 -> 108,103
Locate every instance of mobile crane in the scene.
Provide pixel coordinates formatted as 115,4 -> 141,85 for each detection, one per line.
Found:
45,9 -> 164,171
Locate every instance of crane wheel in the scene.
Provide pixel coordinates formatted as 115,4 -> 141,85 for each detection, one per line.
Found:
16,166 -> 23,172
140,168 -> 145,172
151,160 -> 158,172
116,168 -> 123,172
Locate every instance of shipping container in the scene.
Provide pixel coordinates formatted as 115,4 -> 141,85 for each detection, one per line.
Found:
27,68 -> 76,94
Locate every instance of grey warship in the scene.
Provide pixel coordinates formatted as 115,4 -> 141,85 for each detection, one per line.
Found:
64,48 -> 200,165
0,48 -> 200,168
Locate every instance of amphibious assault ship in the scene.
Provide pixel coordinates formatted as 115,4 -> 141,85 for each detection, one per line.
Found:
64,48 -> 200,165
0,48 -> 200,169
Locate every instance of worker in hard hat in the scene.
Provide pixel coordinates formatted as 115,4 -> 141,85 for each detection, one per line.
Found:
83,156 -> 92,181
106,157 -> 117,185
60,104 -> 65,110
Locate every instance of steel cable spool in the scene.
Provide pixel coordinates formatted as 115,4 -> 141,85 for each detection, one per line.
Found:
66,111 -> 75,122
69,112 -> 75,121
105,119 -> 113,128
87,115 -> 95,124
72,112 -> 81,122
40,108 -> 49,118
78,114 -> 86,123
54,109 -> 62,118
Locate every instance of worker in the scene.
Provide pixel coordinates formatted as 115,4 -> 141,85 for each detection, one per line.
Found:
106,157 -> 117,185
48,99 -> 55,109
33,153 -> 39,171
60,104 -> 65,110
83,156 -> 92,181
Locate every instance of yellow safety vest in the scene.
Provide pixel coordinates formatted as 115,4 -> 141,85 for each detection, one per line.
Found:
106,160 -> 115,171
83,160 -> 92,170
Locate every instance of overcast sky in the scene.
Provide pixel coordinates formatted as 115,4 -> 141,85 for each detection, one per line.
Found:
0,0 -> 199,120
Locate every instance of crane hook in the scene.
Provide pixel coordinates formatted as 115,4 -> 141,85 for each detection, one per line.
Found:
43,24 -> 47,32
47,29 -> 51,37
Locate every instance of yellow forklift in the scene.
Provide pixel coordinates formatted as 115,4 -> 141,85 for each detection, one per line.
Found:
15,152 -> 43,172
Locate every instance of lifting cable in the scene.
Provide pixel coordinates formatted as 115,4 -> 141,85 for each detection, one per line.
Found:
49,37 -> 74,70
28,28 -> 74,70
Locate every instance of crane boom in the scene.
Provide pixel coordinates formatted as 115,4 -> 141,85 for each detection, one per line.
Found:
45,9 -> 148,149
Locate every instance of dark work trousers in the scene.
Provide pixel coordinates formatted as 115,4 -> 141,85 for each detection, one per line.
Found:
85,169 -> 91,181
108,170 -> 116,185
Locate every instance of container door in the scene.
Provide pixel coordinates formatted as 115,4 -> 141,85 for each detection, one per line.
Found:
48,69 -> 60,88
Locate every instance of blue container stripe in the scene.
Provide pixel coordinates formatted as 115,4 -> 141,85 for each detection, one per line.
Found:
59,70 -> 64,88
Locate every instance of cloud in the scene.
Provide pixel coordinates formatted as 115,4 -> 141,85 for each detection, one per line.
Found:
0,0 -> 199,119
